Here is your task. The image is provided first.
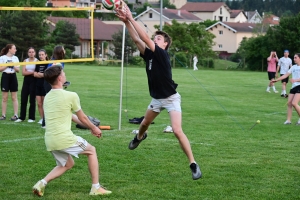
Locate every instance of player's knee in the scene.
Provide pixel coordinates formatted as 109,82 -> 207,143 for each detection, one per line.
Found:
292,101 -> 298,107
65,159 -> 75,170
2,96 -> 8,102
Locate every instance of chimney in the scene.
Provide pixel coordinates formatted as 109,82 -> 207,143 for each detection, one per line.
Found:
178,10 -> 181,16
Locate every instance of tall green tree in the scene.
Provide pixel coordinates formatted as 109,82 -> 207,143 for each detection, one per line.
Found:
0,10 -> 49,59
0,0 -> 46,7
111,30 -> 137,61
51,21 -> 80,52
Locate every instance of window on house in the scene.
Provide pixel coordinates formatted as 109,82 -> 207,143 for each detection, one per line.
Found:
226,17 -> 228,21
214,16 -> 216,20
220,8 -> 222,14
149,13 -> 152,18
219,16 -> 223,21
219,30 -> 223,35
219,44 -> 223,48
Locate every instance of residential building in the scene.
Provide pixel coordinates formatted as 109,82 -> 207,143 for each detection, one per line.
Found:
46,0 -> 101,7
262,13 -> 280,26
181,2 -> 231,22
134,7 -> 202,37
46,16 -> 122,58
206,21 -> 258,57
230,10 -> 247,23
245,10 -> 262,23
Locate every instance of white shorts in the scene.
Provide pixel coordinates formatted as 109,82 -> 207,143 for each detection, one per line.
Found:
148,93 -> 181,113
51,136 -> 88,167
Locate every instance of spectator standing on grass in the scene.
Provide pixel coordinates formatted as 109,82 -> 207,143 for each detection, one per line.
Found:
32,65 -> 111,197
272,53 -> 300,125
276,50 -> 292,98
193,55 -> 198,71
0,44 -> 20,121
116,3 -> 202,180
15,47 -> 38,123
34,49 -> 48,124
266,51 -> 279,93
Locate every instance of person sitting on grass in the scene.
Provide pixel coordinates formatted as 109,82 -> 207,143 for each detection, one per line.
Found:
272,53 -> 300,125
32,64 -> 111,197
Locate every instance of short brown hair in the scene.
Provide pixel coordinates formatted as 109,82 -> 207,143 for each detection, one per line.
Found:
44,65 -> 63,85
155,31 -> 172,50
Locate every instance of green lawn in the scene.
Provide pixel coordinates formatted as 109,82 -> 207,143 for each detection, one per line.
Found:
0,64 -> 300,200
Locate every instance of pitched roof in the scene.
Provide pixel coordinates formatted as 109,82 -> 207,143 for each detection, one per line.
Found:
262,14 -> 280,25
180,2 -> 230,12
230,10 -> 244,18
47,16 -> 122,41
152,8 -> 201,21
206,21 -> 257,33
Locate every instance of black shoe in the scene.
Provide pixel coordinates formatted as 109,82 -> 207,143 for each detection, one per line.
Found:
284,94 -> 288,98
128,133 -> 147,150
190,163 -> 202,180
281,94 -> 284,97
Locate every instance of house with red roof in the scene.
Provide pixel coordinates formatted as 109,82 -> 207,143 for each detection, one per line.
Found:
46,16 -> 122,58
181,2 -> 231,22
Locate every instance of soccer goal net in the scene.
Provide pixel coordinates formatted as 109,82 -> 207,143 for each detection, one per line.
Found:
0,6 -> 95,67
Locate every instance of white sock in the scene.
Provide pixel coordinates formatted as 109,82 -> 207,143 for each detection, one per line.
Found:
272,86 -> 276,91
41,179 -> 47,186
266,86 -> 270,91
283,90 -> 286,95
92,183 -> 100,189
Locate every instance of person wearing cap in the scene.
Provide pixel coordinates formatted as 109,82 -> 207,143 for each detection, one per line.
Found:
276,50 -> 292,98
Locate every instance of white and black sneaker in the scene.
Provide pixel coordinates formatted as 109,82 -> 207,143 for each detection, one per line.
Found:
128,133 -> 147,150
190,162 -> 202,180
284,120 -> 291,125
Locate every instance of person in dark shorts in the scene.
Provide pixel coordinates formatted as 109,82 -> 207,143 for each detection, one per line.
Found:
266,51 -> 279,93
34,49 -> 49,124
0,44 -> 20,121
276,50 -> 292,98
272,53 -> 300,125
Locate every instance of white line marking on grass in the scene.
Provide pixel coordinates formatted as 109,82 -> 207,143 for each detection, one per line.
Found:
265,112 -> 286,115
1,136 -> 44,143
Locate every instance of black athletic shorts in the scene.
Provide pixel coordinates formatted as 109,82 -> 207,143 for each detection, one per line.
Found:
280,74 -> 289,83
268,72 -> 276,80
290,85 -> 300,94
36,85 -> 46,96
1,72 -> 18,92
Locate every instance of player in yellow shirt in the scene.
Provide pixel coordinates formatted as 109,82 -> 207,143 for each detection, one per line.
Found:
32,64 -> 111,196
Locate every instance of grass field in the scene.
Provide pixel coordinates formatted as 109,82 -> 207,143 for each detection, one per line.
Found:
0,64 -> 300,200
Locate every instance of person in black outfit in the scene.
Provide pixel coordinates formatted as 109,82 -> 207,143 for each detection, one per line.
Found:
15,47 -> 38,123
34,49 -> 48,124
116,4 -> 202,180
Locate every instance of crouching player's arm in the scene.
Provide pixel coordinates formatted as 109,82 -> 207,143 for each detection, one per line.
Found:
74,110 -> 102,138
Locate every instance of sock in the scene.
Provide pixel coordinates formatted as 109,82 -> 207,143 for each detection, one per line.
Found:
14,114 -> 18,118
272,86 -> 276,91
92,183 -> 100,189
41,179 -> 47,186
283,90 -> 286,95
266,86 -> 270,91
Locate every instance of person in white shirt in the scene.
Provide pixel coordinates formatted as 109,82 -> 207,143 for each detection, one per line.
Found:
15,47 -> 38,123
193,55 -> 198,71
272,53 -> 300,125
0,44 -> 20,121
276,50 -> 293,98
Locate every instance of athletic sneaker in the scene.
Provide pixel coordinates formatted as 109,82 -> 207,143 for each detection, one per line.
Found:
284,94 -> 288,98
284,120 -> 291,125
28,119 -> 35,123
32,181 -> 45,197
281,94 -> 284,97
15,119 -> 23,122
128,133 -> 147,150
266,90 -> 271,93
296,120 -> 300,125
89,186 -> 112,195
10,115 -> 18,121
0,115 -> 6,120
190,162 -> 202,180
274,90 -> 279,93
163,125 -> 173,133
38,119 -> 43,124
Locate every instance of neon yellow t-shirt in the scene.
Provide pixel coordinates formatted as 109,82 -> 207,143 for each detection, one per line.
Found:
44,89 -> 81,151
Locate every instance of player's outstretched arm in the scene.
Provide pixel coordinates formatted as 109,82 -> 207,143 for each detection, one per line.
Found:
75,110 -> 102,138
120,3 -> 155,52
116,5 -> 145,54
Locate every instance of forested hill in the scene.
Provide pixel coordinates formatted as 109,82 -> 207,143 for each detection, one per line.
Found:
186,0 -> 300,17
